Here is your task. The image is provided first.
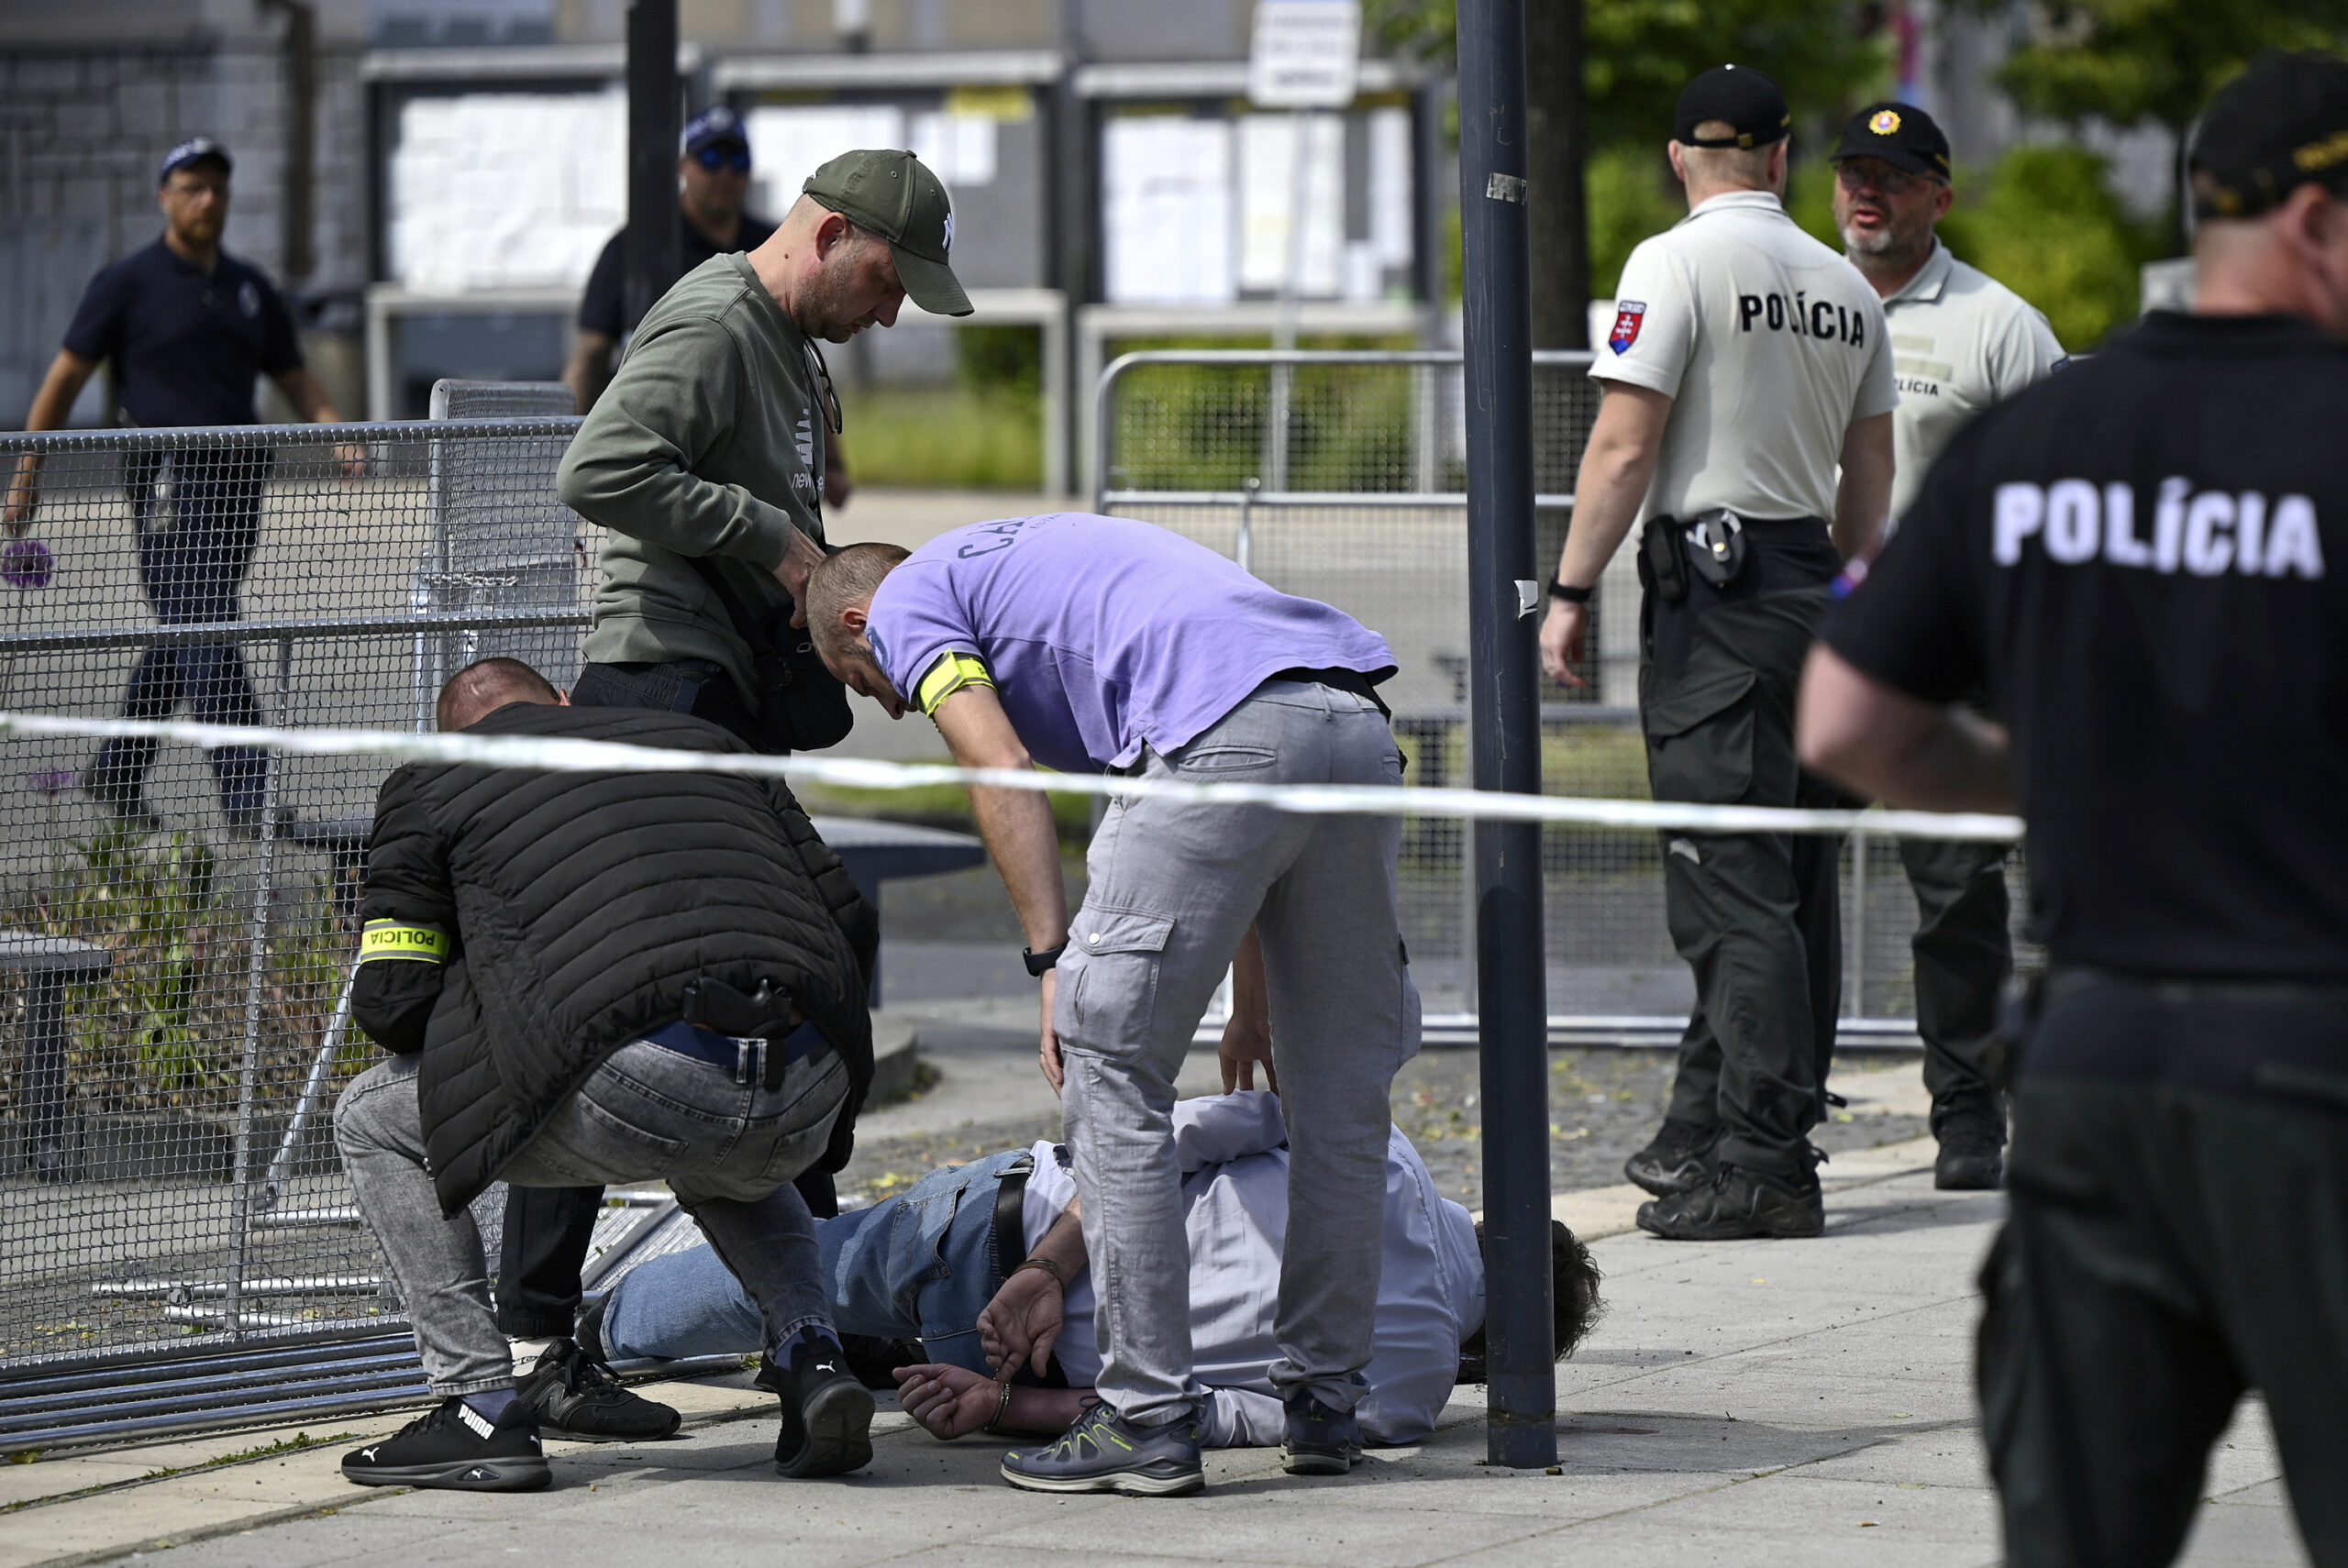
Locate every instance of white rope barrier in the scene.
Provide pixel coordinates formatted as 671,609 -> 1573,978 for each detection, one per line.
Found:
0,711 -> 2025,841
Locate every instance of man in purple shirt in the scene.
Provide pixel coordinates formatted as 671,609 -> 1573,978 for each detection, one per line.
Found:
806,514 -> 1419,1497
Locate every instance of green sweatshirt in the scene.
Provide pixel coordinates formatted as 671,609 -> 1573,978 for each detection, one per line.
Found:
555,252 -> 825,710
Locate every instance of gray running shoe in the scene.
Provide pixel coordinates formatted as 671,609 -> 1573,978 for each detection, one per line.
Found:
1281,1395 -> 1362,1475
1001,1399 -> 1204,1496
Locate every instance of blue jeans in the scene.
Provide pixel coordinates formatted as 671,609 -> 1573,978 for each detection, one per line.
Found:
601,1146 -> 1028,1375
90,449 -> 269,815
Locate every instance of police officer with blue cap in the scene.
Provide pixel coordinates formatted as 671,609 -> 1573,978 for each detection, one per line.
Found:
6,137 -> 353,834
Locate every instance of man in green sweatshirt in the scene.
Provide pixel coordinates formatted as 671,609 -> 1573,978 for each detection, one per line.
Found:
556,146 -> 970,739
515,149 -> 969,1442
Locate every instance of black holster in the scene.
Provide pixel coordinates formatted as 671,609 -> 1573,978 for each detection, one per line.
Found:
681,976 -> 798,1092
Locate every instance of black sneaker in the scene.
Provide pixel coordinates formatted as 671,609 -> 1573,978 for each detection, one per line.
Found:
1636,1163 -> 1824,1241
341,1396 -> 550,1491
1623,1117 -> 1722,1197
515,1337 -> 681,1442
1934,1111 -> 2006,1191
755,1327 -> 874,1477
1281,1394 -> 1363,1476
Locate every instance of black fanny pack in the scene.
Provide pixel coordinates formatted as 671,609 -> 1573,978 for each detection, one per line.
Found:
687,557 -> 854,755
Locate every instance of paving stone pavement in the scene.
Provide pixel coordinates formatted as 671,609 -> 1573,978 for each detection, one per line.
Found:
5,1134 -> 2309,1568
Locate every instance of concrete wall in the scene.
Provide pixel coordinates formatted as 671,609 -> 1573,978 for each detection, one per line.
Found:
0,2 -> 371,427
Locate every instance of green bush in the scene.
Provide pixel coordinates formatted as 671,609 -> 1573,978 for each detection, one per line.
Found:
836,385 -> 1043,491
1937,145 -> 2165,352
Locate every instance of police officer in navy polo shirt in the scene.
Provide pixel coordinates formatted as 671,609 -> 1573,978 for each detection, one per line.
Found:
1802,51 -> 2348,1564
6,138 -> 352,834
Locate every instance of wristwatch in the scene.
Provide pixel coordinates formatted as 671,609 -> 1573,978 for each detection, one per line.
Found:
1022,943 -> 1066,977
1548,576 -> 1593,604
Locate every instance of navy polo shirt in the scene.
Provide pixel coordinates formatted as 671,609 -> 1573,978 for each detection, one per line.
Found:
61,239 -> 303,427
577,210 -> 777,338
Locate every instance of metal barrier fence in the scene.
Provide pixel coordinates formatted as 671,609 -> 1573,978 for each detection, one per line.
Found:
0,414 -> 632,1434
1097,348 -> 2035,1039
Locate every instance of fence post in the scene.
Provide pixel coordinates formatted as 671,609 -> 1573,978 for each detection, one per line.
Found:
1848,826 -> 1870,1020
224,634 -> 294,1339
1458,0 -> 1556,1469
1237,476 -> 1257,578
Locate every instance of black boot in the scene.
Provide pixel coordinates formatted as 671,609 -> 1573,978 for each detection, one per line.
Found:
756,1327 -> 874,1477
1934,1105 -> 2007,1190
1636,1162 -> 1824,1241
1624,1117 -> 1722,1197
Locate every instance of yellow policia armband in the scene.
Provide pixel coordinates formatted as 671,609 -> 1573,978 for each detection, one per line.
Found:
360,922 -> 452,964
916,651 -> 994,716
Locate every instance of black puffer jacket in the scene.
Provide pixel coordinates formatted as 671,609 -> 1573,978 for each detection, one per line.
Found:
352,701 -> 877,1215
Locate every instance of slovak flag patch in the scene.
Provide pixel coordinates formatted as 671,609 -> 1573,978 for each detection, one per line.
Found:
1609,302 -> 1647,355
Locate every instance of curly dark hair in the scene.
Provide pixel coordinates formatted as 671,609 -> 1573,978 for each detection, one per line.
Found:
1456,1220 -> 1604,1384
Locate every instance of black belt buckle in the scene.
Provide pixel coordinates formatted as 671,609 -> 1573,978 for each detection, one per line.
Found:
1682,509 -> 1748,590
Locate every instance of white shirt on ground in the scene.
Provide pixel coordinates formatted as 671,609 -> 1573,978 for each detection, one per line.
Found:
1595,189 -> 1898,525
1877,238 -> 2066,517
1020,1090 -> 1483,1449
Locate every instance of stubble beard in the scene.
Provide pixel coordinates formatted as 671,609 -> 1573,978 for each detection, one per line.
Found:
1841,213 -> 1933,284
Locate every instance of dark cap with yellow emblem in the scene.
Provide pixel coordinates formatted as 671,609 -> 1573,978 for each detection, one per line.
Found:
802,148 -> 972,316
1830,102 -> 1951,180
2188,50 -> 2348,220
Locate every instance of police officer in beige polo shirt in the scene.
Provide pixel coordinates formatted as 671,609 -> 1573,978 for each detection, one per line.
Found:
1538,63 -> 1897,1241
1832,101 -> 2063,1193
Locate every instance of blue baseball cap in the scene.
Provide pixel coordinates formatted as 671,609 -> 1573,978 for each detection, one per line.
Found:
159,137 -> 231,186
681,105 -> 750,160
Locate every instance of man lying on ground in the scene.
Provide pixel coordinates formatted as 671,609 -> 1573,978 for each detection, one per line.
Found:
333,657 -> 879,1493
593,1090 -> 1602,1446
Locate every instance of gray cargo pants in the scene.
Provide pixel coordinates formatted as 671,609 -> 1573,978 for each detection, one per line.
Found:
1056,678 -> 1419,1427
335,1043 -> 846,1397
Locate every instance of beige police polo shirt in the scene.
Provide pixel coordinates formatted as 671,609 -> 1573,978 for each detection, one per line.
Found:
1879,238 -> 2065,517
1594,190 -> 1897,526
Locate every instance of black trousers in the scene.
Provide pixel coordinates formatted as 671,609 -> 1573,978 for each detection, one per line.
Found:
1645,525 -> 1844,1180
1981,977 -> 2348,1567
1899,834 -> 2012,1132
491,657 -> 837,1340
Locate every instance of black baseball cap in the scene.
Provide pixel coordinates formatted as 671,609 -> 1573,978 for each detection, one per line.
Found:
1830,102 -> 1951,179
2188,50 -> 2348,219
802,149 -> 972,317
1675,65 -> 1790,150
159,137 -> 231,186
681,105 -> 750,159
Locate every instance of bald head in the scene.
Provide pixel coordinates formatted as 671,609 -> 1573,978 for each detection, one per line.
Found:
437,657 -> 561,732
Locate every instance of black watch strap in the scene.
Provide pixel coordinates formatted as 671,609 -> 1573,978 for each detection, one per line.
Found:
1023,943 -> 1067,977
1548,576 -> 1593,604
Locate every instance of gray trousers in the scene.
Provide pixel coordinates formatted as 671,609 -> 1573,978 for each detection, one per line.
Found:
1056,679 -> 1420,1427
335,1042 -> 847,1397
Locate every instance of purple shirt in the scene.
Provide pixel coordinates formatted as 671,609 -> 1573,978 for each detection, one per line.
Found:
864,513 -> 1395,774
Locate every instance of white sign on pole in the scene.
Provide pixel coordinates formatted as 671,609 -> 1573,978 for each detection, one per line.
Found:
1247,0 -> 1362,110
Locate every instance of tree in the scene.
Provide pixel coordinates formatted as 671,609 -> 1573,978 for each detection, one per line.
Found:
1368,0 -> 1891,338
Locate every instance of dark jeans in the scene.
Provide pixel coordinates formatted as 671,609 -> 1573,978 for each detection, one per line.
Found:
1644,526 -> 1844,1180
89,450 -> 269,816
1981,977 -> 2348,1567
493,656 -> 835,1339
1899,834 -> 2012,1131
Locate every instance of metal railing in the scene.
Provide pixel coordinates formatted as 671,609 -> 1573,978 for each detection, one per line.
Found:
1097,347 -> 2033,1043
0,414 -> 619,1438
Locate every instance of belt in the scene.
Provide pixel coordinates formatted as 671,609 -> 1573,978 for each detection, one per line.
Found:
1267,665 -> 1394,718
991,1150 -> 1072,1389
642,1016 -> 828,1087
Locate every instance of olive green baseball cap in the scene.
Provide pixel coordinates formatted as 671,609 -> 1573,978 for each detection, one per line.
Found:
803,149 -> 972,316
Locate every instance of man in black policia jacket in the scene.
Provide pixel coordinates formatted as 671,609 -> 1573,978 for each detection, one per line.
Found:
1800,52 -> 2348,1567
331,657 -> 880,1494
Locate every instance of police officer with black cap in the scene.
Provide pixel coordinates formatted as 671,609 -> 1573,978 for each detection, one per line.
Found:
1830,100 -> 2066,1191
1538,63 -> 1897,1241
1802,50 -> 2348,1564
5,138 -> 353,834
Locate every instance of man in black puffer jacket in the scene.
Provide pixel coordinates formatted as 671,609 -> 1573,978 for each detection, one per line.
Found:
332,657 -> 879,1495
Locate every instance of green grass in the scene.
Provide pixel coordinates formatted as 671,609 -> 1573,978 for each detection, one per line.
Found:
836,385 -> 1042,491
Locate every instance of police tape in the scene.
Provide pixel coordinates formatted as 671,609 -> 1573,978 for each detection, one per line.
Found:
0,711 -> 2025,841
